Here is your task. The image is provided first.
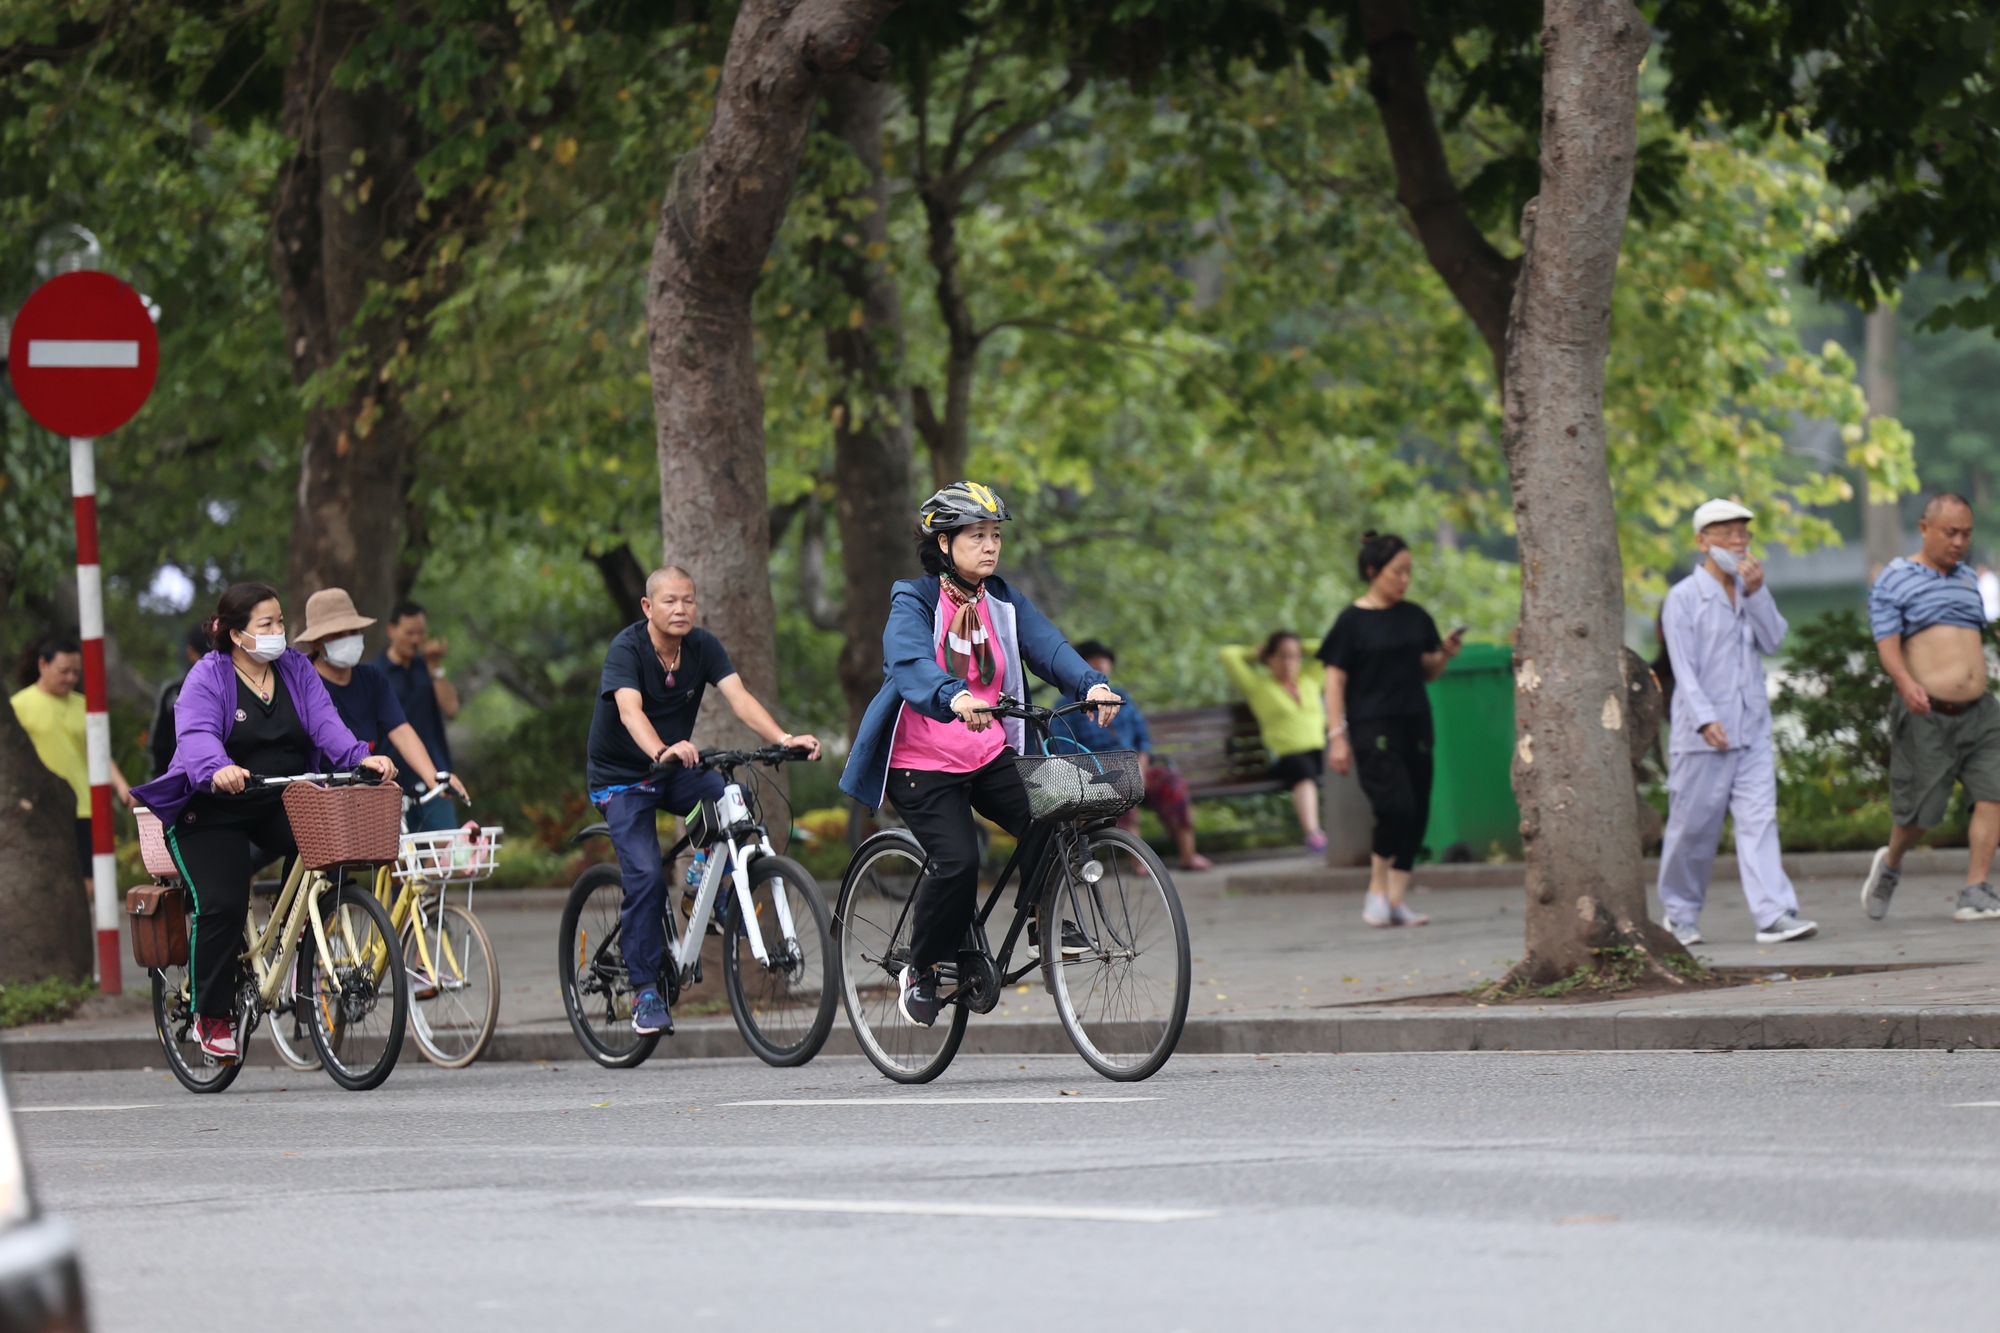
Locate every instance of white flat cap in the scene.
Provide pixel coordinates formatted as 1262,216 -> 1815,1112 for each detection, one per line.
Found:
1691,498 -> 1755,534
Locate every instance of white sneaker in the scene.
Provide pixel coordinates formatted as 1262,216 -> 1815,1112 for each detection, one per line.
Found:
1755,912 -> 1818,943
1362,893 -> 1391,927
1389,901 -> 1429,927
1665,917 -> 1702,946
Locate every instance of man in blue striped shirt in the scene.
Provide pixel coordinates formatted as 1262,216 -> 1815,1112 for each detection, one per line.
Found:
1860,493 -> 2000,922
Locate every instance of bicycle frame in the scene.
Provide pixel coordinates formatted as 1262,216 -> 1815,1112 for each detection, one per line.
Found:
240,856 -> 348,1013
669,782 -> 799,980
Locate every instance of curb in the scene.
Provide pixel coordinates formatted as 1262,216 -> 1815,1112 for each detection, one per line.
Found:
10,1006 -> 2000,1072
1231,848 -> 1972,896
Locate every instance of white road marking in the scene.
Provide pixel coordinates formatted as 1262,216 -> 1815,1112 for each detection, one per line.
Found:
637,1195 -> 1213,1223
15,1104 -> 162,1113
1951,1102 -> 2000,1108
27,340 -> 140,368
720,1096 -> 1158,1106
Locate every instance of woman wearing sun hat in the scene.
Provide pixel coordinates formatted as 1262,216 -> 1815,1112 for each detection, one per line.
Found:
292,588 -> 468,810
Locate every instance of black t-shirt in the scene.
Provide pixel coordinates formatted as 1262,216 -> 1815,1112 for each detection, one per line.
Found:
1316,601 -> 1442,721
586,624 -> 736,790
322,663 -> 408,753
224,674 -> 315,777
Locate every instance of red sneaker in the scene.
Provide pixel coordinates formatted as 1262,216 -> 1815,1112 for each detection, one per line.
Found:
194,1015 -> 239,1061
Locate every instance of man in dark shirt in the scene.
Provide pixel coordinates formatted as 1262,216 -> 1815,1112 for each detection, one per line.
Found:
586,566 -> 820,1036
372,600 -> 460,833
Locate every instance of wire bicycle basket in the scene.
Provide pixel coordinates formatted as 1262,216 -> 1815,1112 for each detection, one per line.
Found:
1013,750 -> 1144,823
394,825 -> 505,886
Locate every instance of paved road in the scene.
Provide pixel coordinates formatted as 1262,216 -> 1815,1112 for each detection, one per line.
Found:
18,1049 -> 2000,1331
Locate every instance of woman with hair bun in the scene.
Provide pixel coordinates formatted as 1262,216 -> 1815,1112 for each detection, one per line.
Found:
1318,531 -> 1462,926
1219,630 -> 1330,853
130,582 -> 395,1061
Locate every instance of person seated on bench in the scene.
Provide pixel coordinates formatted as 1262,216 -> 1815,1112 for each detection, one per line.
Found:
1220,633 -> 1329,855
1058,641 -> 1213,871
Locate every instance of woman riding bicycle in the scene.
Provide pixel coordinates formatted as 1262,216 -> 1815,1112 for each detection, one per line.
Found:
131,583 -> 396,1060
838,482 -> 1122,1027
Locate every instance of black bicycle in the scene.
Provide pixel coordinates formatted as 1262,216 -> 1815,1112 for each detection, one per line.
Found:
835,697 -> 1192,1084
560,744 -> 835,1068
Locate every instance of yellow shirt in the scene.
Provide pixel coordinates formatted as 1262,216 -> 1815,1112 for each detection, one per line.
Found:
10,686 -> 90,816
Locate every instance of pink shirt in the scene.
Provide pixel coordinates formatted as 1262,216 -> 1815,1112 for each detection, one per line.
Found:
887,590 -> 1007,774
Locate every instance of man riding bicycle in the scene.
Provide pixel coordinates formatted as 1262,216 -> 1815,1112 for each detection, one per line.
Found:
838,482 -> 1122,1027
587,566 -> 820,1036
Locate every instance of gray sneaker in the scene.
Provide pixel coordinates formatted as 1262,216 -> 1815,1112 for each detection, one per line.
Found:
1955,883 -> 2000,922
1665,917 -> 1702,946
1755,912 -> 1818,943
1860,847 -> 1899,921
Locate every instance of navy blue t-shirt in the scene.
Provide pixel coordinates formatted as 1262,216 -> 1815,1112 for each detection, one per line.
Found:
321,662 -> 408,753
586,624 -> 735,790
372,650 -> 451,793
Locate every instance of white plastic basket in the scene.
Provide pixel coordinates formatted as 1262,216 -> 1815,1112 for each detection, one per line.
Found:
394,825 -> 504,886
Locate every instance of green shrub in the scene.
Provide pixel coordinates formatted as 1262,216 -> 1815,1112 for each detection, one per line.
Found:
0,977 -> 97,1028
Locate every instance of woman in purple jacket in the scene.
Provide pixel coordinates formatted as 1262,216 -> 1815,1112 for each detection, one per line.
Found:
131,583 -> 394,1060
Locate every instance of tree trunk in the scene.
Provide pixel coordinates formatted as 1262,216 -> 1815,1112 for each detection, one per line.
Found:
820,71 -> 918,742
1501,0 -> 1684,986
590,542 -> 650,628
917,189 -> 978,487
1359,0 -> 1520,380
272,0 -> 433,630
647,0 -> 899,750
1862,301 -> 1903,579
0,545 -> 94,984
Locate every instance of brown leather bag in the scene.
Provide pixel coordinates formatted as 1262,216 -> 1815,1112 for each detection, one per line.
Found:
127,884 -> 188,970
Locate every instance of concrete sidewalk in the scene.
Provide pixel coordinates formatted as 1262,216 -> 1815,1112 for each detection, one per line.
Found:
11,851 -> 2000,1069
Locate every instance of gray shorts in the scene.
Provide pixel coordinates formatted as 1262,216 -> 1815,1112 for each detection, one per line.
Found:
1889,693 -> 2000,828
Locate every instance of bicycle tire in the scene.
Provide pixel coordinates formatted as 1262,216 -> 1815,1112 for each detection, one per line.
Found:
405,902 -> 500,1068
559,863 -> 661,1069
151,964 -> 242,1094
301,880 -> 408,1091
1042,827 -> 1190,1082
835,830 -> 967,1083
722,854 -> 836,1067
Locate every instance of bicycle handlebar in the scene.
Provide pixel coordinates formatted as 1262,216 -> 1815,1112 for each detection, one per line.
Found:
972,695 -> 1104,722
645,743 -> 814,780
246,767 -> 382,789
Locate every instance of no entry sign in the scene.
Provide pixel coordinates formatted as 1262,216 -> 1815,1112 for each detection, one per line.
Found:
7,270 -> 159,437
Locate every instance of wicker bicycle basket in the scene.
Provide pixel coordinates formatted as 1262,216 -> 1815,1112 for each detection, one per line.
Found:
282,781 -> 403,869
1013,749 -> 1144,823
132,807 -> 177,879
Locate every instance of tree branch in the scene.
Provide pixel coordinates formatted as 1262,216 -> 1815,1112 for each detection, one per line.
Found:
1357,0 -> 1519,380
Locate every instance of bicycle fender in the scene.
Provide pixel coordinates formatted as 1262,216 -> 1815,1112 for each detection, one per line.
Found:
569,821 -> 611,846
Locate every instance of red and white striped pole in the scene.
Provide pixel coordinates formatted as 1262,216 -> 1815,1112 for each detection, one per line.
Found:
71,436 -> 121,996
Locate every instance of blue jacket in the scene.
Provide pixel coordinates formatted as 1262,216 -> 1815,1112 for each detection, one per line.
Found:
840,574 -> 1107,808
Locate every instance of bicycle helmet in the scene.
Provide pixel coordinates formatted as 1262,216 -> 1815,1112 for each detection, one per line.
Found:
919,481 -> 1012,534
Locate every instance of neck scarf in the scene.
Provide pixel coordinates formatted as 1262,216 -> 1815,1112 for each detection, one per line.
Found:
941,578 -> 997,685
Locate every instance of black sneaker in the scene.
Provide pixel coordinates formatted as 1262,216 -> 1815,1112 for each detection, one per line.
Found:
1029,918 -> 1092,960
631,986 -> 674,1035
897,965 -> 941,1027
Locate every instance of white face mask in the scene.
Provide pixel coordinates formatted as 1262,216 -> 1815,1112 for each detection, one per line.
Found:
235,632 -> 287,663
322,634 -> 366,669
1707,546 -> 1739,576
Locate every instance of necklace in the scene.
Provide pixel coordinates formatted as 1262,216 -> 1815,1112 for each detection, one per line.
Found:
653,639 -> 683,689
235,660 -> 274,703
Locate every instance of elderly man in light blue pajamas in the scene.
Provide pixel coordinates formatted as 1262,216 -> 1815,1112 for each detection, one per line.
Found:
1655,499 -> 1818,945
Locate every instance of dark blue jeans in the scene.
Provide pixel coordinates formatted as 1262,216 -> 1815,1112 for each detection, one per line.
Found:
599,769 -> 726,991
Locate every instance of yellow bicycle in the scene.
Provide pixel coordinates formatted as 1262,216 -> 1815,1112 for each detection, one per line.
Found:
373,800 -> 502,1068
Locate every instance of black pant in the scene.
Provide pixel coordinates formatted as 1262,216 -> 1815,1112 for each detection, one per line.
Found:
165,792 -> 297,1018
1352,713 -> 1434,872
887,756 -> 1034,972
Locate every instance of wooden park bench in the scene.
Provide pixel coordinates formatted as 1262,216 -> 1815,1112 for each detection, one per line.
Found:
1147,703 -> 1285,800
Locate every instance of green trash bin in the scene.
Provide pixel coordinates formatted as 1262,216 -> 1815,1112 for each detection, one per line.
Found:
1421,642 -> 1521,862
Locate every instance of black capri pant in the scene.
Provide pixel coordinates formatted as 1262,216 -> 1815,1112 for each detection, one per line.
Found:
887,755 -> 1034,974
1351,713 -> 1434,872
163,792 -> 296,1018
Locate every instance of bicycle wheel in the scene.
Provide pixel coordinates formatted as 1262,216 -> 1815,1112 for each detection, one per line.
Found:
404,901 -> 499,1068
835,831 -> 967,1083
150,964 -> 242,1094
722,855 -> 835,1066
300,879 -> 408,1091
559,863 -> 660,1069
1042,826 -> 1190,1082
